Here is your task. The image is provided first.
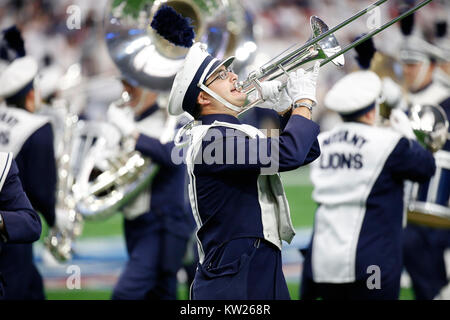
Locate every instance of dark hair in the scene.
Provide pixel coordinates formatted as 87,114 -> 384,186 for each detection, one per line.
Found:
341,114 -> 360,123
5,80 -> 33,109
191,103 -> 202,120
5,92 -> 27,109
341,102 -> 376,122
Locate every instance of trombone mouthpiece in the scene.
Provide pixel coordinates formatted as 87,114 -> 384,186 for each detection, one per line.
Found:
235,81 -> 244,92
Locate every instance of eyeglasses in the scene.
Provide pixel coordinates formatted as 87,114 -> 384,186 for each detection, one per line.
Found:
205,67 -> 234,86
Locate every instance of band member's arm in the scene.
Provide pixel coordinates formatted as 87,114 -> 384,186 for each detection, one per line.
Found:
279,105 -> 321,166
195,63 -> 321,173
387,138 -> 436,183
439,97 -> 450,151
0,160 -> 41,243
15,123 -> 56,227
195,116 -> 320,174
275,113 -> 321,170
135,134 -> 178,168
303,139 -> 321,166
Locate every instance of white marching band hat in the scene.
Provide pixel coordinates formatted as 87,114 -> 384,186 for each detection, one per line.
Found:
150,5 -> 238,116
435,21 -> 450,62
37,64 -> 64,100
399,35 -> 446,64
324,70 -> 382,117
168,42 -> 235,116
0,56 -> 38,99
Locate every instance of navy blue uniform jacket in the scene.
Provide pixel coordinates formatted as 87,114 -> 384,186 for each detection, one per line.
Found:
0,159 -> 42,298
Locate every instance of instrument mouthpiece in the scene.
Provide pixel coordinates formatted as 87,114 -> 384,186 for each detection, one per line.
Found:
235,81 -> 244,92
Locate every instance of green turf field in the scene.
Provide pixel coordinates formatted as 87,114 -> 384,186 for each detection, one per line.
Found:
41,167 -> 416,300
44,280 -> 415,300
40,185 -> 315,241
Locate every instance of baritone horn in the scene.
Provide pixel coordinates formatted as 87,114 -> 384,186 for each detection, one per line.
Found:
236,0 -> 433,115
72,92 -> 158,221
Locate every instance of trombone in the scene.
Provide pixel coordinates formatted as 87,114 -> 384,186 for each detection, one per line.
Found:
236,0 -> 433,116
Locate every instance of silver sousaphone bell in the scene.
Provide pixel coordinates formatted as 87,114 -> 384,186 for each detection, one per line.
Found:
407,103 -> 450,228
408,103 -> 449,153
72,0 -> 254,223
105,0 -> 255,91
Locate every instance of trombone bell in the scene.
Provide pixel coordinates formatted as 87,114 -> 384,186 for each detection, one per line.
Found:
236,16 -> 343,95
312,16 -> 345,68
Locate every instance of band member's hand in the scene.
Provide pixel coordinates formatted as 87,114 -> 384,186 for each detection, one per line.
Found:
258,80 -> 291,113
389,108 -> 416,140
287,61 -> 320,106
382,77 -> 402,107
260,80 -> 281,103
107,104 -> 136,137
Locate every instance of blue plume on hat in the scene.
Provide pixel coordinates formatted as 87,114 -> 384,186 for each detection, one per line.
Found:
0,26 -> 26,62
150,5 -> 195,48
435,21 -> 447,38
353,34 -> 376,70
399,8 -> 414,36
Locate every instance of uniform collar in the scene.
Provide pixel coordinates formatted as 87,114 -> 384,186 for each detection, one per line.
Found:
135,103 -> 159,121
198,113 -> 241,125
409,80 -> 433,94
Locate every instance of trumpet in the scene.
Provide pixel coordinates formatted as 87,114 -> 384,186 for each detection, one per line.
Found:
236,0 -> 433,116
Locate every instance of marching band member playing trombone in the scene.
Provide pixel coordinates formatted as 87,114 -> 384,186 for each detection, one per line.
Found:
167,40 -> 321,299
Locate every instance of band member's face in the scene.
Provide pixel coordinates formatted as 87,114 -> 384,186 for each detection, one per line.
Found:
25,89 -> 36,113
402,61 -> 432,91
205,66 -> 247,108
439,61 -> 450,76
122,81 -> 144,108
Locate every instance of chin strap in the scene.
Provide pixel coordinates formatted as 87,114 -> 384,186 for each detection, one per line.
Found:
133,90 -> 152,115
174,119 -> 198,147
198,83 -> 242,112
32,76 -> 43,112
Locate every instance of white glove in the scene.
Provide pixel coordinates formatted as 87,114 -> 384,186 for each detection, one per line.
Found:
382,77 -> 402,107
107,103 -> 136,137
286,61 -> 320,106
389,108 -> 416,140
258,80 -> 292,113
55,207 -> 74,233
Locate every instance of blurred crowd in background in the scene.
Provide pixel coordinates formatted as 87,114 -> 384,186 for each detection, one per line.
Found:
0,0 -> 448,127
